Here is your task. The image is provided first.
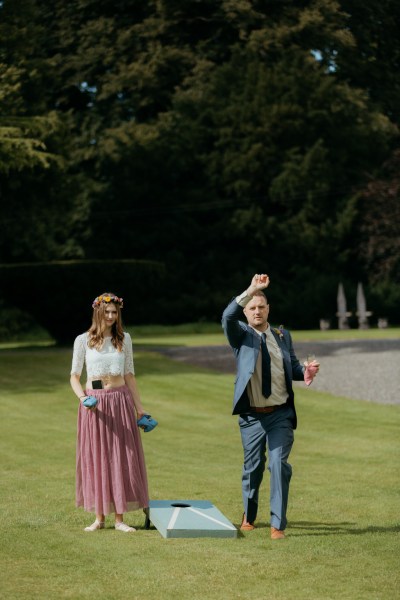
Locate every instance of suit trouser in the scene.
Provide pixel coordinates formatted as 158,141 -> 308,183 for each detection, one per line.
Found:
239,405 -> 294,530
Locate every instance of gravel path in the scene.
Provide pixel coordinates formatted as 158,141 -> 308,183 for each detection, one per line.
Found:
159,339 -> 400,405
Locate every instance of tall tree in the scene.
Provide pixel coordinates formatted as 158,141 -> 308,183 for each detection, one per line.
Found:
357,150 -> 400,283
337,0 -> 400,123
0,0 -> 89,262
1,0 -> 398,326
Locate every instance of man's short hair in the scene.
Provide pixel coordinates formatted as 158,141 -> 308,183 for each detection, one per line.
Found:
252,290 -> 268,303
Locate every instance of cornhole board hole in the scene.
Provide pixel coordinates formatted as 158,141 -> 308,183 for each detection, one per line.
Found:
147,500 -> 237,539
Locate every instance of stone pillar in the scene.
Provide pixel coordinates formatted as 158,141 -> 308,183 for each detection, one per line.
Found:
336,283 -> 351,329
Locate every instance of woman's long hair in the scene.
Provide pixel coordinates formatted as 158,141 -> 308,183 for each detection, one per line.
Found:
88,292 -> 124,351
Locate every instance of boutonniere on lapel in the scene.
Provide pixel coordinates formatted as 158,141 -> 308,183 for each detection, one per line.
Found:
274,325 -> 284,340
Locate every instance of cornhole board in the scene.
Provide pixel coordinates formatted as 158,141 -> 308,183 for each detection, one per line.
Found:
147,500 -> 237,539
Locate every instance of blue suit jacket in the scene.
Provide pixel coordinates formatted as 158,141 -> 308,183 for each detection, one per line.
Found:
221,298 -> 304,428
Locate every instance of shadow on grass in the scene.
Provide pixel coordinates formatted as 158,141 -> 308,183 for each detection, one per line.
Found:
289,521 -> 400,536
236,521 -> 400,537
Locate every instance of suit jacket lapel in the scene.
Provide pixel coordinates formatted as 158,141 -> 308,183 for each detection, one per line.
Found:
271,327 -> 290,373
270,327 -> 282,346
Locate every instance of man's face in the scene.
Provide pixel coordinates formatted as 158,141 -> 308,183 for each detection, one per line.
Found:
243,295 -> 270,331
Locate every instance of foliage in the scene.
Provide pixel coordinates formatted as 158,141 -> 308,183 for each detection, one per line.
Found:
336,0 -> 400,123
0,0 -> 399,327
0,259 -> 165,343
351,149 -> 400,323
357,149 -> 400,282
0,61 -> 60,172
0,3 -> 90,263
0,300 -> 48,341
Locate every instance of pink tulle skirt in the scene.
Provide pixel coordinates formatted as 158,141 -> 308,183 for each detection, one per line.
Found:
76,385 -> 149,515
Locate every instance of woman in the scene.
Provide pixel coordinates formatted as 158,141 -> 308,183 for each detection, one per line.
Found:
70,293 -> 149,532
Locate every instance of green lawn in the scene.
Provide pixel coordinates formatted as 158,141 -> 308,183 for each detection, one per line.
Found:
0,346 -> 399,599
1,323 -> 399,351
129,324 -> 400,347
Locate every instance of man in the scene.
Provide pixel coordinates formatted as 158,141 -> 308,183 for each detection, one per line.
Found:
221,273 -> 319,539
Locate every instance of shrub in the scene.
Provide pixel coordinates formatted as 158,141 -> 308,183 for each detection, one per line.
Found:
0,259 -> 165,343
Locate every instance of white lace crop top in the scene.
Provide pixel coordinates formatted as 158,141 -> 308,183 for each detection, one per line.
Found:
70,332 -> 135,380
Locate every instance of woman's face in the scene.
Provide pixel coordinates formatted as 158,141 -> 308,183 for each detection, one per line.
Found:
103,303 -> 118,328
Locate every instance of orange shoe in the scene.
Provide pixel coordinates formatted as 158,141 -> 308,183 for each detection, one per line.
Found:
240,513 -> 255,531
270,526 -> 285,540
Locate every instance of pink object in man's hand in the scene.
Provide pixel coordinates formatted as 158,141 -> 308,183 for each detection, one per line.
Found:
304,363 -> 319,386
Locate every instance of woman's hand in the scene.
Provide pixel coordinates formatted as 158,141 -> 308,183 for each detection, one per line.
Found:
80,396 -> 97,411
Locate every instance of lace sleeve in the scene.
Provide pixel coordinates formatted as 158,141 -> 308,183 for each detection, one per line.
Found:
71,333 -> 87,376
124,332 -> 135,375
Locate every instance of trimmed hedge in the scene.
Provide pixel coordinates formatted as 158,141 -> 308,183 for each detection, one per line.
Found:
0,259 -> 165,343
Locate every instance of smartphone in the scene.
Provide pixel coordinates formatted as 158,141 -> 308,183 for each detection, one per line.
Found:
92,379 -> 104,389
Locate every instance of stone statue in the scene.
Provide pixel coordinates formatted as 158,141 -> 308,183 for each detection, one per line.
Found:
356,282 -> 372,329
336,283 -> 351,329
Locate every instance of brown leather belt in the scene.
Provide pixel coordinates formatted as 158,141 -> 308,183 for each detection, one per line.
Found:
252,404 -> 285,414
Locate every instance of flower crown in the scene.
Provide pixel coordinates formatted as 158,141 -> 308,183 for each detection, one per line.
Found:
92,295 -> 124,309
